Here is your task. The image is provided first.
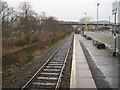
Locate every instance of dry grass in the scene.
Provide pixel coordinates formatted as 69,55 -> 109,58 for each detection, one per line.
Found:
2,32 -> 71,86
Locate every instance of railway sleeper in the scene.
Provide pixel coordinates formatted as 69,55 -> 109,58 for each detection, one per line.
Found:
43,69 -> 61,72
38,73 -> 59,78
32,82 -> 56,86
37,77 -> 58,80
34,79 -> 57,84
30,84 -> 56,89
50,60 -> 63,63
49,62 -> 63,64
47,64 -> 63,66
30,79 -> 57,88
46,66 -> 62,69
41,72 -> 59,76
33,77 -> 57,84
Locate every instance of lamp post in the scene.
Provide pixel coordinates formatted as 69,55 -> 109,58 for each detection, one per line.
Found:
84,13 -> 87,35
97,3 -> 100,30
109,16 -> 111,26
112,13 -> 117,56
80,20 -> 83,34
112,1 -> 118,56
84,13 -> 87,30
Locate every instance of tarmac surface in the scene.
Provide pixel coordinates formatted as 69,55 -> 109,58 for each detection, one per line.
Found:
85,31 -> 120,52
70,34 -> 119,89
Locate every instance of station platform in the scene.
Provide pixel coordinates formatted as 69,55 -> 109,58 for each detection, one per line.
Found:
70,34 -> 96,88
70,34 -> 118,88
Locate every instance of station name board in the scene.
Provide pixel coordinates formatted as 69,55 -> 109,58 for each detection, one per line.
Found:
112,2 -> 117,14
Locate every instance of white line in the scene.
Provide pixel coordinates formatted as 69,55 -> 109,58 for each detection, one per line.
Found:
70,34 -> 76,88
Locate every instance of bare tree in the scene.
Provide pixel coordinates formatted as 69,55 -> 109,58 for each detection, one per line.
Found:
41,12 -> 47,21
19,2 -> 32,35
1,1 -> 14,28
1,1 -> 73,39
1,1 -> 14,38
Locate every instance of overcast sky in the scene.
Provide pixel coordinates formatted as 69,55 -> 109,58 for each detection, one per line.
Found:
3,0 -> 120,22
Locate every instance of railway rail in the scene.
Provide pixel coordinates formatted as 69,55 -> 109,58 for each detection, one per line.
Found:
21,34 -> 73,89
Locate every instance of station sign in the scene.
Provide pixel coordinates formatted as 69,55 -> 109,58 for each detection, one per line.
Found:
118,1 -> 120,24
112,2 -> 118,14
0,1 -> 2,12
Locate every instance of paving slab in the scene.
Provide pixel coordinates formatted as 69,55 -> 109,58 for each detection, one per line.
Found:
76,78 -> 96,88
70,34 -> 96,88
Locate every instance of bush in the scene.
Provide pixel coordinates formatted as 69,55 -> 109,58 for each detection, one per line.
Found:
32,38 -> 39,43
15,40 -> 26,46
23,36 -> 30,44
97,43 -> 105,49
51,37 -> 58,44
82,35 -> 86,38
75,30 -> 80,34
93,40 -> 99,46
85,36 -> 92,40
93,40 -> 105,49
15,36 -> 30,46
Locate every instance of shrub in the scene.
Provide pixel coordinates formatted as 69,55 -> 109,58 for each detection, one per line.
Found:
32,37 -> 39,43
15,40 -> 26,46
75,30 -> 80,34
23,36 -> 30,44
93,40 -> 99,46
96,42 -> 106,49
93,40 -> 105,49
82,35 -> 86,38
15,36 -> 30,46
51,37 -> 58,44
86,36 -> 92,40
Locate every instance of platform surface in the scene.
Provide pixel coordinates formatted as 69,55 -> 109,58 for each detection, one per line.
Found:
70,34 -> 96,88
70,34 -> 119,89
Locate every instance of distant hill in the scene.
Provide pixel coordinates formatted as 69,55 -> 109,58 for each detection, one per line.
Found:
61,20 -> 114,25
91,20 -> 113,24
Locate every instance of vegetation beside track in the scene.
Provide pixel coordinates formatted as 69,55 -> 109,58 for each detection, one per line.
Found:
3,32 -> 73,86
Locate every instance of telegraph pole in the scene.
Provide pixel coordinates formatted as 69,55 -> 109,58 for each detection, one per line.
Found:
97,3 -> 100,30
113,13 -> 117,56
112,1 -> 117,56
84,13 -> 87,31
109,16 -> 110,25
80,20 -> 83,35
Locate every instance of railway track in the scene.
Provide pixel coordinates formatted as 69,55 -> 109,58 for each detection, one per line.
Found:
21,34 -> 73,89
